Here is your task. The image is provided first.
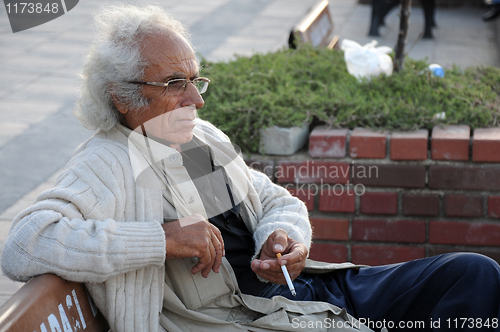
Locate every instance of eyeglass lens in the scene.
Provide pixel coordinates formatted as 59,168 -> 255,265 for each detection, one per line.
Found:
168,79 -> 208,94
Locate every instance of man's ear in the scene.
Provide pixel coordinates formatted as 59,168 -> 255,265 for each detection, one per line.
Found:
108,83 -> 129,115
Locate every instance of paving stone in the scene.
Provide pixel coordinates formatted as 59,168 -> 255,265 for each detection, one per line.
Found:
0,109 -> 92,214
0,199 -> 33,221
0,295 -> 13,307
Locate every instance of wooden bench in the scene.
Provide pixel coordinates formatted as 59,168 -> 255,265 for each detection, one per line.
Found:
289,0 -> 339,49
0,274 -> 109,332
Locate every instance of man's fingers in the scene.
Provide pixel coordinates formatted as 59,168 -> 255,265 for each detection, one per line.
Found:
251,262 -> 285,284
280,248 -> 303,265
258,270 -> 286,285
269,229 -> 288,254
285,263 -> 303,280
190,224 -> 216,277
210,224 -> 225,257
210,230 -> 223,273
255,241 -> 308,283
193,240 -> 216,278
203,239 -> 217,277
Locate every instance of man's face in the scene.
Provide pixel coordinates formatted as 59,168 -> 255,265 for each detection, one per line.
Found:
119,33 -> 205,148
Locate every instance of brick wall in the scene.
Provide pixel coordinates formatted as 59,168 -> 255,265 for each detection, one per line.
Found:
246,125 -> 500,266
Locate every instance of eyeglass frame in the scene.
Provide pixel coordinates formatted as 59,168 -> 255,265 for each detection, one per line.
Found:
127,77 -> 210,95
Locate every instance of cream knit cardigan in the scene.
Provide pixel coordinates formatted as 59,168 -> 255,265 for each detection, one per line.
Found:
1,119 -> 316,331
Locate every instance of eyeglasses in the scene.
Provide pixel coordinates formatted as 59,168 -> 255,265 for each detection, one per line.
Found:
128,77 -> 210,95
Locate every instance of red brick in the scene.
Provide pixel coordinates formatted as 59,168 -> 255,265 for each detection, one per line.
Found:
431,125 -> 470,161
276,161 -> 350,184
390,130 -> 428,161
428,165 -> 500,191
309,243 -> 347,263
352,219 -> 426,243
309,127 -> 348,158
311,218 -> 349,241
473,128 -> 500,162
352,164 -> 426,189
287,188 -> 315,211
245,160 -> 274,180
349,128 -> 387,159
319,190 -> 356,212
352,245 -> 425,265
428,247 -> 500,265
429,221 -> 500,246
360,192 -> 398,215
489,196 -> 500,218
403,193 -> 440,216
444,194 -> 483,218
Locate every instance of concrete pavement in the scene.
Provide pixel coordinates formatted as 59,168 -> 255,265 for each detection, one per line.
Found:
0,0 -> 498,306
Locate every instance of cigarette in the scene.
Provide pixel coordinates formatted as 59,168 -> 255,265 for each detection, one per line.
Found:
276,253 -> 296,296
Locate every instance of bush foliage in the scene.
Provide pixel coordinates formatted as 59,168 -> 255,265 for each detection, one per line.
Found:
199,46 -> 500,153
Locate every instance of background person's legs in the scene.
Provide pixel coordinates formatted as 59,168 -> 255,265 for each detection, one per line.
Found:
483,0 -> 500,21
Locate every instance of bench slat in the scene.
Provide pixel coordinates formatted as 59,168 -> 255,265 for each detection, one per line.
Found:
0,274 -> 108,332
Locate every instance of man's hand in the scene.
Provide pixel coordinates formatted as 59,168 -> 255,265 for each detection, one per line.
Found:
250,229 -> 308,284
162,214 -> 224,278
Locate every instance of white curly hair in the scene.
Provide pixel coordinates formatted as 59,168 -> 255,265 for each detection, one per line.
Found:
75,5 -> 191,131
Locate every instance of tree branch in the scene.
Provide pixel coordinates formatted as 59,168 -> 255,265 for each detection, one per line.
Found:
394,0 -> 412,72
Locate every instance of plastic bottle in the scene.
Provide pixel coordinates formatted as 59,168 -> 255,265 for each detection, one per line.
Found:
428,64 -> 445,77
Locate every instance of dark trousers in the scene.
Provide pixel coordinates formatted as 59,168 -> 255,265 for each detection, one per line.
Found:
265,253 -> 500,331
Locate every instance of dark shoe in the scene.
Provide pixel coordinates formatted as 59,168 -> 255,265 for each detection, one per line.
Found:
483,0 -> 500,6
483,6 -> 500,21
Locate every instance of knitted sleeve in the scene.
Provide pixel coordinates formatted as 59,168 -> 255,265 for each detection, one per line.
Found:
1,141 -> 166,283
249,168 -> 312,259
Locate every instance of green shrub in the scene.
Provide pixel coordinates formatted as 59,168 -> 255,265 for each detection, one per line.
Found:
199,45 -> 500,153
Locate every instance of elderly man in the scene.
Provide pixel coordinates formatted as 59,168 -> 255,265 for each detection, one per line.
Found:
2,5 -> 500,332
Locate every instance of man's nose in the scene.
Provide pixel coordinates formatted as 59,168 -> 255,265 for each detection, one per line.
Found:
183,82 -> 205,109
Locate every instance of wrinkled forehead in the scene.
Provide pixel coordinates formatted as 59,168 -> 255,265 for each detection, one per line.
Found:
141,32 -> 198,78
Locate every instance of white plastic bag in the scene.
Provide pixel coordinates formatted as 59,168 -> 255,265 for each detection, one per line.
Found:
340,39 -> 393,80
